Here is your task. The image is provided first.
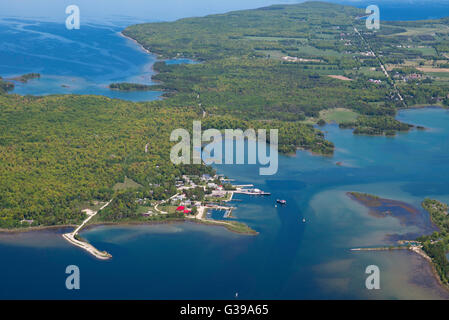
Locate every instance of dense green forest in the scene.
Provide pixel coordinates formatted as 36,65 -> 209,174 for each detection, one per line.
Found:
339,115 -> 413,136
0,93 -> 211,228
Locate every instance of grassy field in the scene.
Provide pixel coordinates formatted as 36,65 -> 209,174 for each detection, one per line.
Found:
113,177 -> 143,191
389,26 -> 449,37
357,67 -> 387,78
408,47 -> 438,56
320,108 -> 358,123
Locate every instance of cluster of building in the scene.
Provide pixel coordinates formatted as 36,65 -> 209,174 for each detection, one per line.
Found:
172,174 -> 231,215
392,71 -> 424,82
368,78 -> 382,84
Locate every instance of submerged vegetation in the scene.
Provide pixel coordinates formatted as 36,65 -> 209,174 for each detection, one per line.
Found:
109,83 -> 154,91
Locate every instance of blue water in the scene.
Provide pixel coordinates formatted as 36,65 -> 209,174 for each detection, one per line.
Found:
336,1 -> 449,21
1,3 -> 449,300
0,18 -> 195,101
1,108 -> 449,299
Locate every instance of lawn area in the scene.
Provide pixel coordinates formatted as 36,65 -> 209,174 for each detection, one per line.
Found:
113,177 -> 143,191
408,46 -> 437,56
295,45 -> 342,57
320,108 -> 358,123
387,25 -> 449,37
159,204 -> 179,214
357,67 -> 387,78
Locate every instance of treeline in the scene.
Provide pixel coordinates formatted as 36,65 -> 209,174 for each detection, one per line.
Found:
202,116 -> 334,155
417,199 -> 449,285
109,83 -> 153,91
339,115 -> 412,136
400,83 -> 449,106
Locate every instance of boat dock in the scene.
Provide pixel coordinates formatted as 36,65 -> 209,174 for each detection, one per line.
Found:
206,204 -> 235,218
235,190 -> 271,196
234,187 -> 271,196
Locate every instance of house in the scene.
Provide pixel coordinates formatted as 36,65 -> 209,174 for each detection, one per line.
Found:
173,194 -> 186,201
368,79 -> 382,84
142,211 -> 153,217
176,206 -> 185,212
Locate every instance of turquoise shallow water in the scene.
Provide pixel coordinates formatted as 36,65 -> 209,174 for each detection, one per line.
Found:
1,13 -> 449,299
0,18 -> 194,101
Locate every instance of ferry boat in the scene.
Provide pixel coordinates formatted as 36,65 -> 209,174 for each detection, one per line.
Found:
276,199 -> 287,205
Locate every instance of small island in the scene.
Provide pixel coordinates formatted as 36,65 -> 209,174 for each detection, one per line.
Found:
9,73 -> 41,83
109,82 -> 153,91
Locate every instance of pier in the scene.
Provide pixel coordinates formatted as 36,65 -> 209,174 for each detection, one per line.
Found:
63,200 -> 113,260
234,190 -> 271,196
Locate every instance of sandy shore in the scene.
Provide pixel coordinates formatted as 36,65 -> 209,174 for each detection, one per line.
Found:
119,32 -> 154,56
352,245 -> 449,294
0,224 -> 76,234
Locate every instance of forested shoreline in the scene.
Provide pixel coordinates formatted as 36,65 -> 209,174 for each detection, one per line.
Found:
1,1 -> 449,229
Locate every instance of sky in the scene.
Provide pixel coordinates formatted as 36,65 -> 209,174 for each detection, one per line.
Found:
0,0 -> 447,24
0,0 -> 304,23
